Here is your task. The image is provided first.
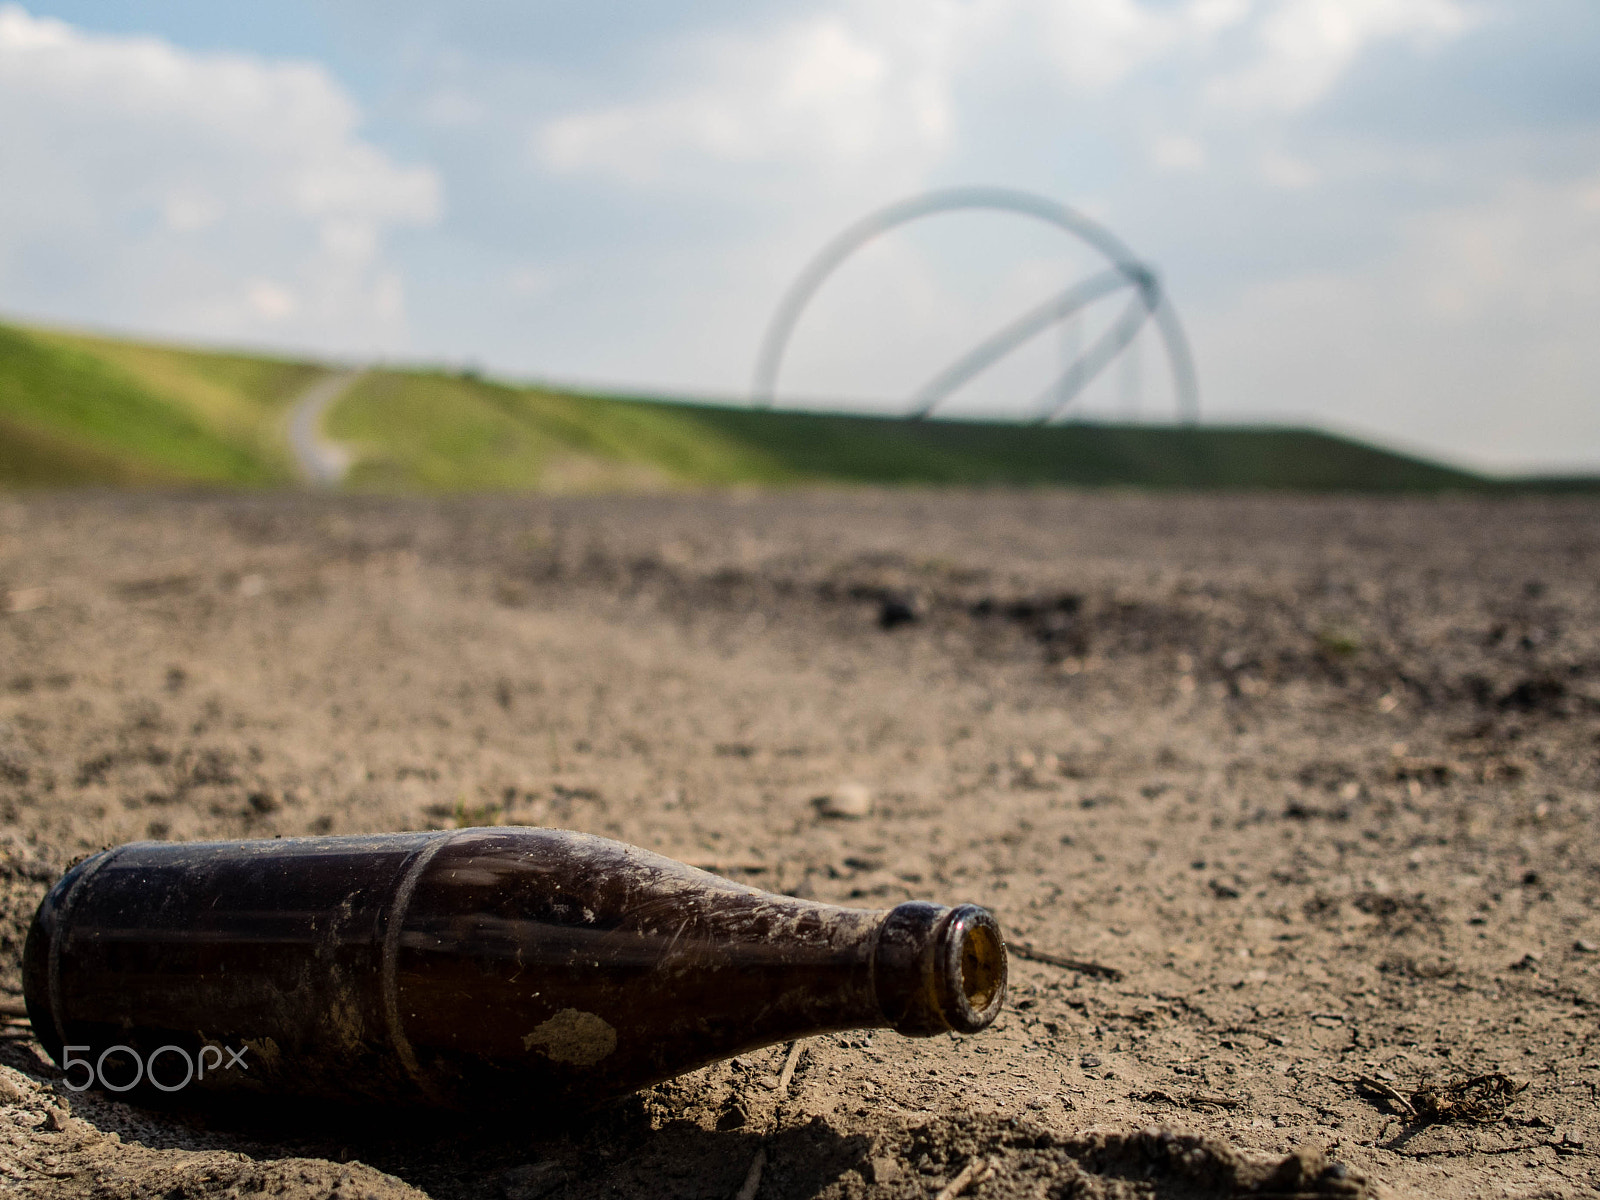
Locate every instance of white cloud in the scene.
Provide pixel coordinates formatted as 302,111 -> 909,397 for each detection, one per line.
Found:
1030,0 -> 1215,91
535,3 -> 979,188
161,191 -> 224,233
246,281 -> 297,322
1150,134 -> 1207,171
1198,172 -> 1600,472
531,1 -> 1482,192
419,88 -> 487,129
1207,0 -> 1476,113
0,4 -> 440,352
1259,151 -> 1317,189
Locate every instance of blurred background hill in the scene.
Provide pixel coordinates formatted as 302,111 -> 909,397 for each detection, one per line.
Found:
2,319 -> 1593,494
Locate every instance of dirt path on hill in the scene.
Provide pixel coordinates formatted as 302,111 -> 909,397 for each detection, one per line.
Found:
286,370 -> 361,486
1,488 -> 1597,1198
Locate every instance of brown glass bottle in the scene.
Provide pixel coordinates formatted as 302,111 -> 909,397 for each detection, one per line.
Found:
23,827 -> 1006,1109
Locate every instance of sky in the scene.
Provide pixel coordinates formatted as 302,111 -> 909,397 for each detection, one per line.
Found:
1,1 -> 1597,473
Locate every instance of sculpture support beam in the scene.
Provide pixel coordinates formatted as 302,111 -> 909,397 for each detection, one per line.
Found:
751,186 -> 1199,425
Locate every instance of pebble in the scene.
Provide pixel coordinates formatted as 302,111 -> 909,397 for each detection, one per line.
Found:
867,1157 -> 901,1184
2,586 -> 49,614
817,782 -> 873,819
878,597 -> 918,629
1574,939 -> 1597,954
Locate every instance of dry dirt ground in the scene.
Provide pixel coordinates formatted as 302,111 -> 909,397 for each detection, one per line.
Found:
1,489 -> 1598,1200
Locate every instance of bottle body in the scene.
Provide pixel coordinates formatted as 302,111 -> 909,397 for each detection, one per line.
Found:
23,827 -> 1005,1109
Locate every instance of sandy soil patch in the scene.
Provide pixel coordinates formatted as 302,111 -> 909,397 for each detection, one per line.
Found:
1,489 -> 1597,1198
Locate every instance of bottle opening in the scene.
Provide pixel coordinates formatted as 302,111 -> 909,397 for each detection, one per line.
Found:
939,905 -> 1007,1033
874,900 -> 1008,1036
958,920 -> 1005,1013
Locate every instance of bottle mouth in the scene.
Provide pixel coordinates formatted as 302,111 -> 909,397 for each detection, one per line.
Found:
937,905 -> 1007,1033
874,901 -> 1008,1035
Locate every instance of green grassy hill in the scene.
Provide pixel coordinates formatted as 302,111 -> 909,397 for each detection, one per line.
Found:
659,405 -> 1487,491
325,369 -> 792,491
1,318 -> 1592,493
0,321 -> 319,486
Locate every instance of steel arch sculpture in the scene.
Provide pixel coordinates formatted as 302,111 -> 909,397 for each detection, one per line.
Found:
750,186 -> 1198,424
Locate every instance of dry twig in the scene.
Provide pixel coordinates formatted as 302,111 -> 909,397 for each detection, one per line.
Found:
774,1040 -> 804,1098
1136,1088 -> 1241,1111
1355,1076 -> 1417,1119
1008,941 -> 1123,981
733,1148 -> 765,1200
933,1156 -> 995,1200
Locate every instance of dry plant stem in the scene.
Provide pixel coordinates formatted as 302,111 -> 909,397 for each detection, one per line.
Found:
775,1040 -> 804,1098
1186,1092 -> 1240,1110
733,1148 -> 765,1200
933,1156 -> 994,1200
1008,940 -> 1123,981
1356,1077 -> 1418,1120
1138,1088 -> 1240,1111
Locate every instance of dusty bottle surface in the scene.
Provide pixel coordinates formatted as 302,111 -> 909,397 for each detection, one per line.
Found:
23,827 -> 1006,1109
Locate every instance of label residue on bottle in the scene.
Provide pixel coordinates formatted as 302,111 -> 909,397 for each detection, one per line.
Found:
522,1009 -> 618,1066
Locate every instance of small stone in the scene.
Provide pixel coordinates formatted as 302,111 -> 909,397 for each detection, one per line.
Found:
878,596 -> 919,629
867,1156 -> 901,1184
1574,939 -> 1597,954
1079,1054 -> 1102,1069
500,1162 -> 564,1200
816,782 -> 872,819
247,791 -> 280,815
3,586 -> 49,614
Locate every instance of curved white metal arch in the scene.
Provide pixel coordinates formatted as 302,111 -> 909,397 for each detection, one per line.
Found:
750,186 -> 1198,423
